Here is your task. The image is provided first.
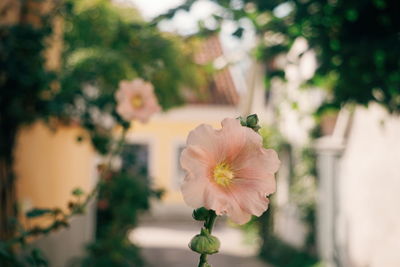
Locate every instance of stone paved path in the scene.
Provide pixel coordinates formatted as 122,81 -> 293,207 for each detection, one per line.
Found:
141,247 -> 269,267
130,220 -> 272,267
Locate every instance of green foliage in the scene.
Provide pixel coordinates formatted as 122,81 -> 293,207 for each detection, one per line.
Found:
77,171 -> 157,267
26,248 -> 48,267
53,0 -> 204,153
0,16 -> 58,250
0,23 -> 55,159
62,0 -> 196,109
25,208 -> 54,218
156,0 -> 400,111
249,0 -> 400,111
260,236 -> 320,267
77,236 -> 143,267
0,246 -> 49,267
259,125 -> 288,151
97,172 -> 152,232
71,187 -> 84,197
0,23 -> 54,123
62,0 -> 203,109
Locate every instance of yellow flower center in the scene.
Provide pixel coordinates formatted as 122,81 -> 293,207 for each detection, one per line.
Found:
213,162 -> 234,187
130,95 -> 143,109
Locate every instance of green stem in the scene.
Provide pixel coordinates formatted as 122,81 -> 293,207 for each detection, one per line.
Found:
106,126 -> 129,168
205,210 -> 217,233
197,210 -> 217,267
198,254 -> 208,267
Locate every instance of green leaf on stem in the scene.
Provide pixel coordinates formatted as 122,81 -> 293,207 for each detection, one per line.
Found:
26,208 -> 53,218
72,187 -> 84,196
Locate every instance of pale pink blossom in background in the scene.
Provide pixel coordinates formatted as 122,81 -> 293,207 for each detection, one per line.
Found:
115,78 -> 161,123
180,118 -> 280,225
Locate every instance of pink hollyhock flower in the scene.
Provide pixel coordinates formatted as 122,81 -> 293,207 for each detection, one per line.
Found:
180,118 -> 280,225
115,78 -> 161,123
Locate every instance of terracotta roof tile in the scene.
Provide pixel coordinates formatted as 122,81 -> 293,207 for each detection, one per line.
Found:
189,35 -> 239,106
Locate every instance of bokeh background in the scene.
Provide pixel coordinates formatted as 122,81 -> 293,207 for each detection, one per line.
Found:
1,0 -> 399,266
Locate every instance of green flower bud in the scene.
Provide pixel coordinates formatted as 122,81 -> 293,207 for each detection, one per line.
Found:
246,114 -> 259,127
192,207 -> 210,221
245,114 -> 261,132
238,116 -> 247,126
189,228 -> 220,255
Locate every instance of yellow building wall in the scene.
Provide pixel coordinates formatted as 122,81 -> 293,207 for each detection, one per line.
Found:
14,121 -> 96,225
14,117 -> 223,213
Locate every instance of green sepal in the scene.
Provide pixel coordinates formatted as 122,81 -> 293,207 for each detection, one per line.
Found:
192,207 -> 210,221
246,114 -> 259,127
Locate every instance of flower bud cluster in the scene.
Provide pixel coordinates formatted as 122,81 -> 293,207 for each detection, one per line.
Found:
238,114 -> 261,132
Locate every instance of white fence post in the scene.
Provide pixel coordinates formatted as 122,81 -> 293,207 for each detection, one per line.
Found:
315,137 -> 344,267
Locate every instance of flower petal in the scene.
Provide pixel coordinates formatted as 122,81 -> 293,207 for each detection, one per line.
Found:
181,176 -> 207,208
116,101 -> 134,121
203,183 -> 252,225
186,124 -> 223,163
219,118 -> 247,162
203,183 -> 254,224
233,148 -> 281,176
203,184 -> 229,215
226,199 -> 252,225
230,178 -> 272,216
180,145 -> 211,178
180,146 -> 211,208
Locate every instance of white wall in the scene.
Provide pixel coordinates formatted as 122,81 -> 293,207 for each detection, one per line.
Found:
335,104 -> 400,267
34,206 -> 96,267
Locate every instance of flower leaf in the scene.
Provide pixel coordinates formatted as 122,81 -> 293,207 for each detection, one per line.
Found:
72,187 -> 84,197
26,208 -> 53,218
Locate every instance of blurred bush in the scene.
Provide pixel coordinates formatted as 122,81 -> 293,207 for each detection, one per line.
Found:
249,0 -> 400,112
57,0 -> 205,153
74,171 -> 161,267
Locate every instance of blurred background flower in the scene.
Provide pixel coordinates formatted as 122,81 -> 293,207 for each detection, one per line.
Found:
115,79 -> 161,123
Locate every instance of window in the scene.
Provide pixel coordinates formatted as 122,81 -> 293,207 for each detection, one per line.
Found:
172,145 -> 186,190
121,143 -> 149,177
